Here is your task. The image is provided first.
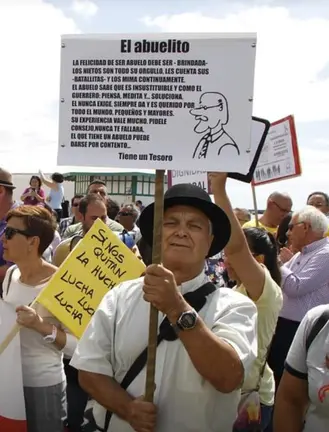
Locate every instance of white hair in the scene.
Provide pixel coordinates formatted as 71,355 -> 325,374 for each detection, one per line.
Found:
293,205 -> 329,236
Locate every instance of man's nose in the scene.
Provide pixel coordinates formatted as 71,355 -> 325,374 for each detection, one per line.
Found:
175,228 -> 188,237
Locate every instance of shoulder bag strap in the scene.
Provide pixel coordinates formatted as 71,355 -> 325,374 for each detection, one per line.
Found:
99,282 -> 216,432
6,265 -> 17,296
306,309 -> 329,353
70,235 -> 83,252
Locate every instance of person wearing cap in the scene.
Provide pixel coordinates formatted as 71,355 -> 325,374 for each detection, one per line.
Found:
0,168 -> 18,295
70,183 -> 258,432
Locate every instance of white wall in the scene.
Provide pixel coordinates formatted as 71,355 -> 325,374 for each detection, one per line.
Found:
12,173 -> 75,203
116,195 -> 155,207
11,174 -> 156,208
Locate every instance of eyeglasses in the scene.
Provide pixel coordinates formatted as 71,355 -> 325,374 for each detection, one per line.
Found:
272,201 -> 291,213
72,203 -> 79,207
288,221 -> 305,231
4,226 -> 33,240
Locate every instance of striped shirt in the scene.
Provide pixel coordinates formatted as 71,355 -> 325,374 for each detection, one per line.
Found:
59,216 -> 75,237
280,237 -> 329,322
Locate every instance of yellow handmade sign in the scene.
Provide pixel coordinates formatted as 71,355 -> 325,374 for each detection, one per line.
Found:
37,219 -> 145,338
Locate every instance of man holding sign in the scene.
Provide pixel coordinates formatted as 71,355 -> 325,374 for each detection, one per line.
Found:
71,184 -> 257,432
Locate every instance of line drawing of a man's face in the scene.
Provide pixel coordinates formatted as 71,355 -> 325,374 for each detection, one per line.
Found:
189,92 -> 229,134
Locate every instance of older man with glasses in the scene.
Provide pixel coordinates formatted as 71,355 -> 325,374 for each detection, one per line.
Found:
268,205 -> 329,391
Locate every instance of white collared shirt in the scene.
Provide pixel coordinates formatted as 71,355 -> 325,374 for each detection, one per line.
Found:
71,271 -> 257,432
285,305 -> 329,431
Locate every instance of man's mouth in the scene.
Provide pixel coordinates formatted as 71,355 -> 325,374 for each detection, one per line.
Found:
170,243 -> 189,248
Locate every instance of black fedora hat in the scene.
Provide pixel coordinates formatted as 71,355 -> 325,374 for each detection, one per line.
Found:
0,168 -> 15,189
139,183 -> 231,257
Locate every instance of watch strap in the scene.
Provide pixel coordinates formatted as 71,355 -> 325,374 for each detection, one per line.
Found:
43,325 -> 57,343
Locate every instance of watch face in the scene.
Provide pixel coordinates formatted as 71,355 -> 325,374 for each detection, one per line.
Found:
180,311 -> 197,329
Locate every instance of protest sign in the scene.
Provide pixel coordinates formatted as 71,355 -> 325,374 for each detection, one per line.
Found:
168,170 -> 209,191
37,219 -> 145,338
58,33 -> 256,174
168,117 -> 270,189
253,115 -> 301,185
0,301 -> 27,431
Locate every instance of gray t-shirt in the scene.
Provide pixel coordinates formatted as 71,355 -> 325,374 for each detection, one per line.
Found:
62,218 -> 123,239
285,304 -> 329,431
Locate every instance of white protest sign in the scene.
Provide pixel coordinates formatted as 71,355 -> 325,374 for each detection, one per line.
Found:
253,115 -> 301,185
168,117 -> 270,189
169,170 -> 208,190
58,33 -> 256,174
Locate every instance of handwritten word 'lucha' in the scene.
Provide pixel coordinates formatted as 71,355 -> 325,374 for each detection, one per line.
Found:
121,39 -> 190,54
60,270 -> 94,299
77,296 -> 95,316
91,265 -> 116,290
91,228 -> 124,264
54,291 -> 83,325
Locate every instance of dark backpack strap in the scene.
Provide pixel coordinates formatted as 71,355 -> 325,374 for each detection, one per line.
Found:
306,309 -> 329,353
98,282 -> 216,431
5,265 -> 17,296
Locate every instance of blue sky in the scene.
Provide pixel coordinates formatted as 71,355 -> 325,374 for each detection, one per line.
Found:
1,0 -> 329,208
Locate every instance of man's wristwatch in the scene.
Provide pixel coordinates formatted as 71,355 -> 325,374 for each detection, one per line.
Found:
43,325 -> 57,344
171,309 -> 198,333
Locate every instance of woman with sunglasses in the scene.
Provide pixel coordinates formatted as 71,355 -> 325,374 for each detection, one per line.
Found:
1,205 -> 77,432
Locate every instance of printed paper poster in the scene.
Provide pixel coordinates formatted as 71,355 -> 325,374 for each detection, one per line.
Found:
37,219 -> 145,338
58,33 -> 257,174
168,170 -> 208,190
253,115 -> 301,185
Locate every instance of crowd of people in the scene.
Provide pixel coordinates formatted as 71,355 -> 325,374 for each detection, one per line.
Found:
0,166 -> 328,432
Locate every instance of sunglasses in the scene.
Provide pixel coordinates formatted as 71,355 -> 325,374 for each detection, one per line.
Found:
272,201 -> 291,213
119,211 -> 133,217
4,226 -> 32,240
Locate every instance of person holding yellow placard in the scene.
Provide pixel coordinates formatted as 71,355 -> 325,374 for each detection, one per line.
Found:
1,205 -> 77,432
52,193 -> 142,432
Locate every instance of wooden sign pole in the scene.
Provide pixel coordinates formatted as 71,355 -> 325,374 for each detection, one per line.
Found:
251,184 -> 259,227
0,300 -> 38,355
0,324 -> 20,355
144,169 -> 165,402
